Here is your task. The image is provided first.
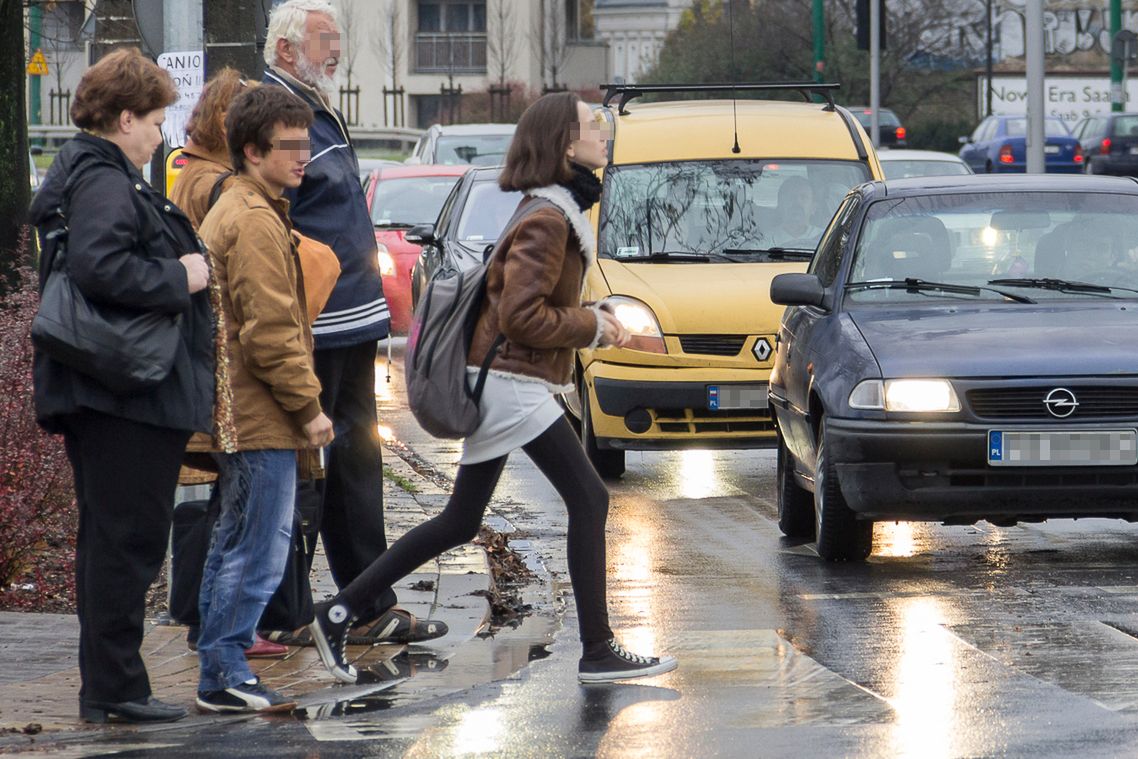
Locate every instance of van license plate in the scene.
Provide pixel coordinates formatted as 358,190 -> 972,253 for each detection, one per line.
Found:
987,429 -> 1137,466
708,384 -> 769,411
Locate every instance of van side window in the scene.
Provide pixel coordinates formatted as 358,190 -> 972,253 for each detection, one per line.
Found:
809,194 -> 860,287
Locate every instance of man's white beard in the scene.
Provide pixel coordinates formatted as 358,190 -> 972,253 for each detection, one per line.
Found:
295,55 -> 336,99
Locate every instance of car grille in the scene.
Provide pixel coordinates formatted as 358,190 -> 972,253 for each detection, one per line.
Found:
678,335 -> 747,356
967,387 -> 1138,419
651,408 -> 775,435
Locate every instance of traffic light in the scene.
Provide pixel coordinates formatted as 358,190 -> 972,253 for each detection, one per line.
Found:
856,0 -> 887,51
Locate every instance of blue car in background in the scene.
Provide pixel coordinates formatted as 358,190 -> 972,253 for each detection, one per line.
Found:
959,115 -> 1084,173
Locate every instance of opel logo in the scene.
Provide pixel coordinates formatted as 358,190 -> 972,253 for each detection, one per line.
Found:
1043,387 -> 1079,418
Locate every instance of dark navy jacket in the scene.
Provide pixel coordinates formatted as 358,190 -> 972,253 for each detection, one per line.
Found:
29,133 -> 215,434
263,68 -> 390,349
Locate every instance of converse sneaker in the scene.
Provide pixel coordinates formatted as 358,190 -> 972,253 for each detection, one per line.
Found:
578,639 -> 678,683
310,599 -> 358,684
196,678 -> 295,713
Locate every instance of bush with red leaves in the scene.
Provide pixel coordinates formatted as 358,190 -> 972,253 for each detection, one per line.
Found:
0,234 -> 77,613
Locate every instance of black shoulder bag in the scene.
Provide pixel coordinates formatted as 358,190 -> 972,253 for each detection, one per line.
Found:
31,164 -> 183,395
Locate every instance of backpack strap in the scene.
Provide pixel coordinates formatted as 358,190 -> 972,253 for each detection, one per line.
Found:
207,170 -> 234,209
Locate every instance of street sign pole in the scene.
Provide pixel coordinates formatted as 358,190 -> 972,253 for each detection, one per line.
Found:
812,0 -> 824,87
1025,0 -> 1045,173
869,0 -> 880,147
1112,0 -> 1123,111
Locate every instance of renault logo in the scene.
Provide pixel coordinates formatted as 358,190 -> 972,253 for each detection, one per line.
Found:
1043,387 -> 1079,418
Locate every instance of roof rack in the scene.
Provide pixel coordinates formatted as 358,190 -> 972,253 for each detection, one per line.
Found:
601,82 -> 840,115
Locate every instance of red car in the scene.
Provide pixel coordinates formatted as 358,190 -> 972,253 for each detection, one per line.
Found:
365,164 -> 470,333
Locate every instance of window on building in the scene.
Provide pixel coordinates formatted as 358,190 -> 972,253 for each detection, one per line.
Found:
418,1 -> 486,32
565,0 -> 594,41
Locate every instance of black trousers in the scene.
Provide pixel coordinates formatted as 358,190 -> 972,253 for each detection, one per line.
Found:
62,410 -> 190,703
308,341 -> 396,620
340,416 -> 614,645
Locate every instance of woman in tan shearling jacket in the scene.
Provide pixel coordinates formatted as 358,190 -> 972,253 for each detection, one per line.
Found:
308,92 -> 679,685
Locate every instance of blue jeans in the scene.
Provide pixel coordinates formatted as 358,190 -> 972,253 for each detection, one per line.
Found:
197,450 -> 296,692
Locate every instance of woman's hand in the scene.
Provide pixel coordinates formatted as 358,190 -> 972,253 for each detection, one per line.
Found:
180,253 -> 209,294
598,310 -> 630,348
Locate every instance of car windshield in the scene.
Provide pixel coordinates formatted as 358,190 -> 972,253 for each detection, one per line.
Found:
456,181 -> 523,244
881,159 -> 970,179
599,159 -> 871,262
1111,115 -> 1138,137
852,109 -> 900,128
1004,118 -> 1070,137
845,191 -> 1138,303
435,134 -> 513,165
370,175 -> 463,226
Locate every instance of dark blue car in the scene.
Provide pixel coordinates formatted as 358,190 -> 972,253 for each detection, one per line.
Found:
959,115 -> 1084,173
768,174 -> 1138,561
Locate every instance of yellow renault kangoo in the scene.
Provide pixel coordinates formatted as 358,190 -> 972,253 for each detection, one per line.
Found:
571,83 -> 883,477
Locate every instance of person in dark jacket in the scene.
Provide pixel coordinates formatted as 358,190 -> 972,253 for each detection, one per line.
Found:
261,0 -> 445,645
307,93 -> 678,685
29,48 -> 214,725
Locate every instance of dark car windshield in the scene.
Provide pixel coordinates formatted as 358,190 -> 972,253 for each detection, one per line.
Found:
851,109 -> 900,128
435,133 -> 513,165
455,181 -> 523,244
599,159 -> 871,263
845,191 -> 1138,304
370,175 -> 463,226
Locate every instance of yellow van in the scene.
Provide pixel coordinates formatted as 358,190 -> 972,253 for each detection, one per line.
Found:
570,84 -> 884,477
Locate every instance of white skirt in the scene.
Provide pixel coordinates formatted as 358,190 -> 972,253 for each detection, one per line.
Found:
459,368 -> 564,465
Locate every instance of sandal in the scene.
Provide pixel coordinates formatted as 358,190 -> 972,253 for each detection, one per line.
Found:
347,607 -> 449,645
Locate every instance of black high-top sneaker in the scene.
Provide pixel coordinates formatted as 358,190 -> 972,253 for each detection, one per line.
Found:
310,599 -> 358,684
578,638 -> 678,683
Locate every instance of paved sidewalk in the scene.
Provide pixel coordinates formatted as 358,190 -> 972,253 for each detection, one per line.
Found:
0,446 -> 491,737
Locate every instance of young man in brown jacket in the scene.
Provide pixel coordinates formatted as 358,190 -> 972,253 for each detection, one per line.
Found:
194,85 -> 334,713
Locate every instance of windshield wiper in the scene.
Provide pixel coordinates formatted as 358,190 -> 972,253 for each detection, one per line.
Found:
988,277 -> 1138,296
847,278 -> 1036,303
724,247 -> 814,261
616,250 -> 711,263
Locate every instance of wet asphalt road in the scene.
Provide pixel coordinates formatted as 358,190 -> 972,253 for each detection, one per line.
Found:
31,345 -> 1138,757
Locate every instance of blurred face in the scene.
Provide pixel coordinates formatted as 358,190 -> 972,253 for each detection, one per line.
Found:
246,124 -> 310,195
288,12 -> 340,95
111,108 -> 166,169
567,101 -> 610,170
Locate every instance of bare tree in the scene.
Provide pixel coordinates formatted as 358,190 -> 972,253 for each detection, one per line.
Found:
371,0 -> 405,90
336,0 -> 362,91
531,0 -> 570,90
486,0 -> 519,87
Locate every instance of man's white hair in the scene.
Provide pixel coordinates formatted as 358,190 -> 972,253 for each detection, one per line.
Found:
264,0 -> 341,67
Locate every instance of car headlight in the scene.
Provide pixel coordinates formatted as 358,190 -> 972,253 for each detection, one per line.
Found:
377,244 -> 395,277
602,295 -> 666,354
849,379 -> 960,412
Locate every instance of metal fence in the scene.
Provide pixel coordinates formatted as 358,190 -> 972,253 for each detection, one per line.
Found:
414,32 -> 487,73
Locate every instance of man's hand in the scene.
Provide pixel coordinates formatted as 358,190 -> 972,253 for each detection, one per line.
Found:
179,253 -> 209,294
303,412 -> 335,448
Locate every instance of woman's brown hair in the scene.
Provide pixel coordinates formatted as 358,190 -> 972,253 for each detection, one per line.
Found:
499,91 -> 581,192
71,48 -> 178,133
186,68 -> 252,154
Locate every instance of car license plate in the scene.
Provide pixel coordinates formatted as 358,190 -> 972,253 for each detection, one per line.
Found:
1044,145 -> 1060,154
987,429 -> 1138,467
708,384 -> 769,411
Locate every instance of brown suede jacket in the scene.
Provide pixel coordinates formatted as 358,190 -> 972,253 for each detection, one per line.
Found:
467,191 -> 602,390
198,174 -> 322,450
169,141 -> 233,229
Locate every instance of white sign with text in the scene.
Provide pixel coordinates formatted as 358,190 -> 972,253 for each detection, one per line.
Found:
157,51 -> 204,149
979,74 -> 1138,124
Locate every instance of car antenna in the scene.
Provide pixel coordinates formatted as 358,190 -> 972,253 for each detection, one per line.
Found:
728,0 -> 741,154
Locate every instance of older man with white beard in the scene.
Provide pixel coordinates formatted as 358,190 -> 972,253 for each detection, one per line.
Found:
261,0 -> 448,648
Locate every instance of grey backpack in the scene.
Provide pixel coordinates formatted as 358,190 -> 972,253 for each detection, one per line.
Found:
405,198 -> 553,439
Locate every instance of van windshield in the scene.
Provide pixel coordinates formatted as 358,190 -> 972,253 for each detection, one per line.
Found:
599,159 -> 871,262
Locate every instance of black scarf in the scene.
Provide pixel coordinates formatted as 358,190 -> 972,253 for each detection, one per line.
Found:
561,162 -> 603,211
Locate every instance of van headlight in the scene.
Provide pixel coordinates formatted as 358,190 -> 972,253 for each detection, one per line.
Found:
603,295 -> 666,354
377,244 -> 396,277
849,379 -> 960,412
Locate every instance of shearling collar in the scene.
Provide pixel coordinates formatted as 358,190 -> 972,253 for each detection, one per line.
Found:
524,184 -> 597,270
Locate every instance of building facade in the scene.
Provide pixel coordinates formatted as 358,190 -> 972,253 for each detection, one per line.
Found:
593,0 -> 689,83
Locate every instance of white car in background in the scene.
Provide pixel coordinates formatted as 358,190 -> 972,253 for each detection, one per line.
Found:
878,149 -> 972,180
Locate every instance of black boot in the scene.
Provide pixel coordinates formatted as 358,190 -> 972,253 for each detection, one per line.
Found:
80,695 -> 188,724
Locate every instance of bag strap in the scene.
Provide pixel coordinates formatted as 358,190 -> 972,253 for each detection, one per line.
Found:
467,198 -> 554,404
207,170 -> 234,210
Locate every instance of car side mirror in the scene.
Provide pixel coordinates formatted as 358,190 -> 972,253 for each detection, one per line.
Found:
405,223 -> 436,245
958,135 -> 970,145
770,273 -> 827,308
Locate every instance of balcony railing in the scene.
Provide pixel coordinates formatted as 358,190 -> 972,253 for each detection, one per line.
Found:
414,32 -> 487,73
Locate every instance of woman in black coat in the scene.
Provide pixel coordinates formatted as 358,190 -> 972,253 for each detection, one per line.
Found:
29,48 -> 214,724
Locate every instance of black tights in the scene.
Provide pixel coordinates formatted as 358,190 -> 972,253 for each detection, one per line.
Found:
339,416 -> 613,644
